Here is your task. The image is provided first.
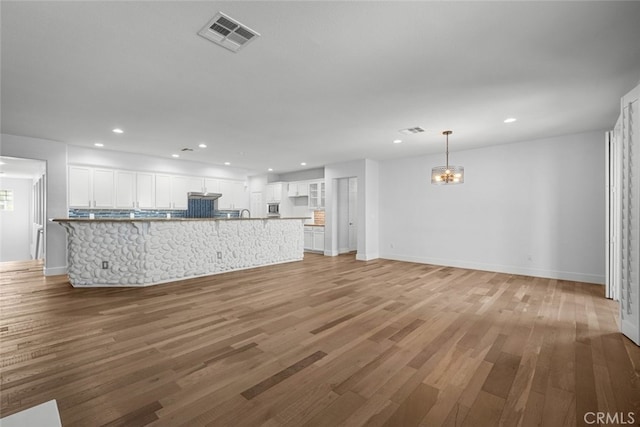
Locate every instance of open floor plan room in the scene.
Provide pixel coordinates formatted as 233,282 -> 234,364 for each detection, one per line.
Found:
1,255 -> 638,426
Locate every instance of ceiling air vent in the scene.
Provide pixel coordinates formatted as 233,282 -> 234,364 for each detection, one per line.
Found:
399,127 -> 426,135
198,12 -> 260,53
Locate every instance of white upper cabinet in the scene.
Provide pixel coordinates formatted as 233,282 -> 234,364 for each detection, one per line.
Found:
115,171 -> 136,209
266,183 -> 283,203
115,171 -> 156,209
69,165 -> 249,212
68,166 -> 92,208
136,172 -> 155,209
288,182 -> 309,197
92,169 -> 115,208
203,178 -> 220,194
171,175 -> 204,209
154,174 -> 173,209
69,166 -> 114,209
308,181 -> 325,209
218,180 -> 247,210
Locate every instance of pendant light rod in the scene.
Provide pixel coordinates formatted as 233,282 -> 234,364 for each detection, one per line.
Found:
443,130 -> 452,169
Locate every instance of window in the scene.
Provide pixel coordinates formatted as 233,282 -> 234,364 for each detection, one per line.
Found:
0,189 -> 14,211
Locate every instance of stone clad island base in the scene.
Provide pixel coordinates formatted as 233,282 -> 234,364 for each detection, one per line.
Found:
53,218 -> 306,287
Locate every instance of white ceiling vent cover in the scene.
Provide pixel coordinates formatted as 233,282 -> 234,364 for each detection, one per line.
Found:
399,127 -> 426,135
198,12 -> 260,53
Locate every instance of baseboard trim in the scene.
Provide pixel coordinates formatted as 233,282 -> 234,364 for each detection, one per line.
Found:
356,252 -> 379,262
379,253 -> 604,285
44,266 -> 68,276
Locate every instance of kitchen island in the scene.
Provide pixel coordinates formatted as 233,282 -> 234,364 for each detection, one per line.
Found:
53,217 -> 306,287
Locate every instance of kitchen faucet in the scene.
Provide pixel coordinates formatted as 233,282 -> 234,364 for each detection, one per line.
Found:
240,209 -> 251,218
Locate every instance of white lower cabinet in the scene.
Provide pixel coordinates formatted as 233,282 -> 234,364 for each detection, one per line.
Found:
304,226 -> 324,252
304,227 -> 313,250
313,228 -> 325,252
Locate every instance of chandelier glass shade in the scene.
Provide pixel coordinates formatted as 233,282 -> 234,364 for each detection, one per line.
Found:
431,130 -> 464,185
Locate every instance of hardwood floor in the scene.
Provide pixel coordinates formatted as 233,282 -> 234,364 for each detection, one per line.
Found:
1,255 -> 639,426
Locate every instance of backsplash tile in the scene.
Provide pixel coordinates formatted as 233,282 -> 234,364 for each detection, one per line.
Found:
69,209 -> 186,219
186,199 -> 216,218
313,210 -> 325,225
213,210 -> 240,218
68,208 -> 241,219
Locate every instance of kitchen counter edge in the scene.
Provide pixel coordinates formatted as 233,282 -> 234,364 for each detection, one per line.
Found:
51,217 -> 310,223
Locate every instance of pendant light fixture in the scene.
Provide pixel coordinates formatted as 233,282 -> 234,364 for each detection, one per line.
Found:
431,130 -> 464,185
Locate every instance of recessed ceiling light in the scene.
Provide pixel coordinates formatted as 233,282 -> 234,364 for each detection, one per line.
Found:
112,128 -> 124,134
268,168 -> 273,172
94,143 -> 104,147
393,139 -> 402,144
300,162 -> 307,166
172,154 -> 180,158
199,143 -> 207,148
504,118 -> 517,123
224,162 -> 231,166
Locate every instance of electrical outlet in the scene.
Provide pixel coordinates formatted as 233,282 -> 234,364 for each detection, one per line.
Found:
217,252 -> 222,260
102,261 -> 109,269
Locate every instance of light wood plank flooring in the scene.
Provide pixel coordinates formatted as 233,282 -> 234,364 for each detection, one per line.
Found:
1,255 -> 639,426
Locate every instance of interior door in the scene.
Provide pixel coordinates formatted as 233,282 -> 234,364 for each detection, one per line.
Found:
250,191 -> 263,218
619,83 -> 640,345
336,178 -> 349,253
348,177 -> 357,251
33,173 -> 46,259
606,125 -> 621,302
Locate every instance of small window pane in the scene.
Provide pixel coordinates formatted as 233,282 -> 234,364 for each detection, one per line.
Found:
0,189 -> 14,211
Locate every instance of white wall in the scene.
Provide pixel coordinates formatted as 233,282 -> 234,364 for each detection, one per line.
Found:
0,178 -> 32,261
1,134 -> 68,275
68,146 -> 249,180
276,168 -> 324,182
379,130 -> 605,284
363,159 -> 379,260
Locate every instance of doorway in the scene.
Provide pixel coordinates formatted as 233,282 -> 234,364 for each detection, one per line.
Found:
0,156 -> 46,262
250,191 -> 263,218
336,177 -> 357,254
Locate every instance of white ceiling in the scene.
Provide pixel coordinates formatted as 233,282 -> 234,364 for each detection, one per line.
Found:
0,156 -> 46,180
2,1 -> 640,174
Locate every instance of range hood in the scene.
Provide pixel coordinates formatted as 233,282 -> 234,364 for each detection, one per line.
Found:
188,192 -> 222,200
